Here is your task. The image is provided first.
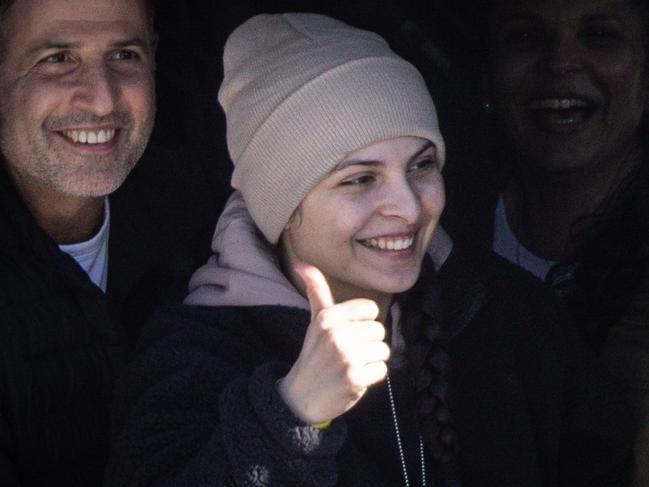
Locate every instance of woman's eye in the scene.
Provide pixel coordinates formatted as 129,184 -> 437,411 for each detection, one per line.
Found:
581,24 -> 621,45
340,174 -> 375,186
408,157 -> 436,174
497,24 -> 543,49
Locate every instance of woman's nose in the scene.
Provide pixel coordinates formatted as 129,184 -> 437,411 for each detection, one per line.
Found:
543,31 -> 584,76
379,178 -> 421,224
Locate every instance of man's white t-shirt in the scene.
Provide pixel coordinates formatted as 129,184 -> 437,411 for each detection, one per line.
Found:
492,196 -> 556,281
58,198 -> 110,292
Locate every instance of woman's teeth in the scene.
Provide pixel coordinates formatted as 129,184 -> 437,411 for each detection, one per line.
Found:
527,97 -> 595,129
63,128 -> 116,144
363,236 -> 414,251
529,98 -> 590,110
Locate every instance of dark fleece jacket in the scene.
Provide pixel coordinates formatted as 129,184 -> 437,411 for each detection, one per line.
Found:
106,252 -> 634,486
0,145 -> 218,487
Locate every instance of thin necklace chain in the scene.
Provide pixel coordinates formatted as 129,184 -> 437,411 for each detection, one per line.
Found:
386,374 -> 426,487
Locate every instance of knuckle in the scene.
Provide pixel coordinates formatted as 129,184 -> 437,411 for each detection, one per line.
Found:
368,362 -> 388,384
377,361 -> 388,375
378,342 -> 391,360
357,298 -> 380,317
344,365 -> 365,387
329,329 -> 349,352
320,326 -> 336,343
317,307 -> 335,323
371,322 -> 386,340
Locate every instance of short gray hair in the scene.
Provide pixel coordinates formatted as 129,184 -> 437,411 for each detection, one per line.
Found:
0,0 -> 155,23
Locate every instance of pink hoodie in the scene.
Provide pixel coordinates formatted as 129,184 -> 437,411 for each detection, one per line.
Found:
185,191 -> 452,309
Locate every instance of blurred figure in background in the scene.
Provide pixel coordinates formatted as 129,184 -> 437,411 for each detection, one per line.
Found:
444,0 -> 649,483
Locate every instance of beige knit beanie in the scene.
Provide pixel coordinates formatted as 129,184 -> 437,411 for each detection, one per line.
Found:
219,13 -> 445,244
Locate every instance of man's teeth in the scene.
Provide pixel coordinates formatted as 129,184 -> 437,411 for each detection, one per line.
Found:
64,129 -> 116,144
364,236 -> 414,251
529,98 -> 590,110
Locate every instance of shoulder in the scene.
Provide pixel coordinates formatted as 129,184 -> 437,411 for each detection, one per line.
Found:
439,248 -> 567,350
135,303 -> 310,358
440,246 -> 559,309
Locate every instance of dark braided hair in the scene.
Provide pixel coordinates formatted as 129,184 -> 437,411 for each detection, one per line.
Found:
400,262 -> 461,486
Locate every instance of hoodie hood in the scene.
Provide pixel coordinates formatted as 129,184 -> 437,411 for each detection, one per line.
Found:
184,191 -> 453,309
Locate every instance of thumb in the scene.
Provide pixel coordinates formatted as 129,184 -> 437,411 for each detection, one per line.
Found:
294,262 -> 335,318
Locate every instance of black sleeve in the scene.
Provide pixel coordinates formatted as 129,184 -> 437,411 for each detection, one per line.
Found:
513,269 -> 635,487
105,305 -> 347,487
559,320 -> 635,487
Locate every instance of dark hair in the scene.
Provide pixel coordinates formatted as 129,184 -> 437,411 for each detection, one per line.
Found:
0,0 -> 156,40
400,268 -> 461,486
550,150 -> 649,350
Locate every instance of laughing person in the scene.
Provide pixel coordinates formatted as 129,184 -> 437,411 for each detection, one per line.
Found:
107,13 -> 634,487
444,1 -> 649,482
447,0 -> 649,349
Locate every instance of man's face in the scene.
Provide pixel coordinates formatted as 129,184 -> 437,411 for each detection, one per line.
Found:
0,0 -> 156,199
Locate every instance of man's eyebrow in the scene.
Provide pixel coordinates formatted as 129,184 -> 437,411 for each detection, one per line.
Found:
111,37 -> 150,49
26,37 -> 150,57
27,42 -> 78,57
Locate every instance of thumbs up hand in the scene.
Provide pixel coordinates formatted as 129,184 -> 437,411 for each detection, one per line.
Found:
277,262 -> 390,425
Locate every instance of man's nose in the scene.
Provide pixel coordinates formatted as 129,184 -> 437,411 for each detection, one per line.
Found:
72,63 -> 119,117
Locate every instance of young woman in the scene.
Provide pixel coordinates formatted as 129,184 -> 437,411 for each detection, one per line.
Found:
106,13 -> 633,487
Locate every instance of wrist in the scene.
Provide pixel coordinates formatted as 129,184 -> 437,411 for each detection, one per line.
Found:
276,376 -> 331,428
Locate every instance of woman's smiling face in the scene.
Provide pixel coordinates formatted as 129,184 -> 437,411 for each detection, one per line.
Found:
488,0 -> 648,173
281,136 -> 445,304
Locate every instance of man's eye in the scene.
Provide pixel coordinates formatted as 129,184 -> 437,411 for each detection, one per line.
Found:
43,53 -> 68,63
111,50 -> 139,61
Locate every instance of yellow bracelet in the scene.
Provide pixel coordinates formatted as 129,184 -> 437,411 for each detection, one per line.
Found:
311,420 -> 332,430
276,377 -> 331,430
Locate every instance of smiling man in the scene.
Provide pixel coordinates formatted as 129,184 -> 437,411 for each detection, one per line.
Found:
0,0 -> 216,485
1,0 -> 156,245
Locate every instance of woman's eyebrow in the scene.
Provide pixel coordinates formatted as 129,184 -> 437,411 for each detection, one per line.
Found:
409,141 -> 435,161
336,141 -> 434,170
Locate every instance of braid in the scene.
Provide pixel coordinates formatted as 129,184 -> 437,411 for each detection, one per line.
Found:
415,317 -> 461,486
400,274 -> 461,487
